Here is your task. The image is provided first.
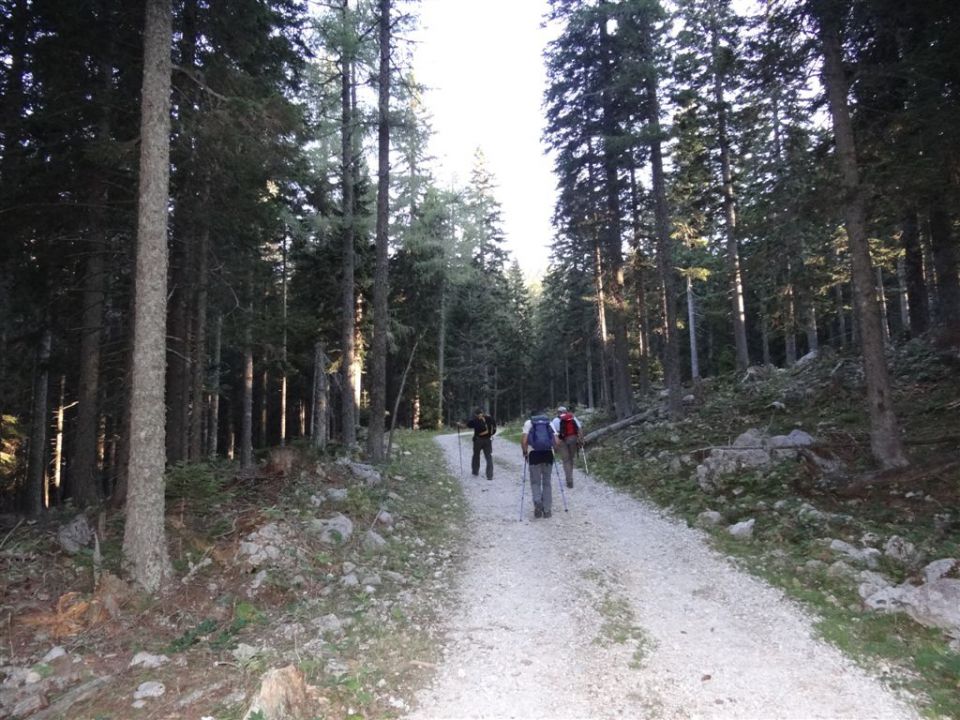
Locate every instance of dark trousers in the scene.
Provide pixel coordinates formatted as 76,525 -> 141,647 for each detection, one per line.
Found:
472,436 -> 493,479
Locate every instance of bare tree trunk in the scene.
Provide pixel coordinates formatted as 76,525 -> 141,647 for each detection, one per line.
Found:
241,321 -> 254,471
311,342 -> 329,452
901,210 -> 927,336
367,0 -> 392,462
784,278 -> 797,366
73,226 -> 106,507
26,330 -> 51,516
816,4 -> 908,469
896,257 -> 909,337
188,215 -> 208,460
165,267 -> 188,464
711,8 -> 749,371
51,375 -> 66,507
412,375 -> 421,430
280,236 -> 288,447
339,0 -> 357,447
598,10 -> 634,419
686,275 -> 700,380
928,203 -> 960,338
834,278 -> 847,349
635,255 -> 651,394
647,69 -> 682,417
122,0 -> 173,592
760,309 -> 771,365
208,312 -> 222,458
876,266 -> 890,343
259,365 -> 268,448
73,40 -> 113,506
387,334 -> 418,460
593,238 -> 612,411
805,304 -> 820,354
436,290 -> 446,429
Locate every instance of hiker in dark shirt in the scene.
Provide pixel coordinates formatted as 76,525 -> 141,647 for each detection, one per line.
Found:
463,408 -> 496,480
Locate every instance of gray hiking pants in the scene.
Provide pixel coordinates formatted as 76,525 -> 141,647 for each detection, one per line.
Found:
529,460 -> 552,513
558,435 -> 579,485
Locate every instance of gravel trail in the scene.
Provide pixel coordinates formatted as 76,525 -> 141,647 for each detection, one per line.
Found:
407,433 -> 919,720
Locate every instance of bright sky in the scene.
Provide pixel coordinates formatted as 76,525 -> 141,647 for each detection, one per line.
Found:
412,0 -> 557,279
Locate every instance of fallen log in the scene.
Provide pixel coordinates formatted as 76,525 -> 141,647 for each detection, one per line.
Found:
582,409 -> 656,446
832,454 -> 960,497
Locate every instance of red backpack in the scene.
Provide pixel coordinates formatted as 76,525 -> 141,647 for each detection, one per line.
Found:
558,412 -> 578,439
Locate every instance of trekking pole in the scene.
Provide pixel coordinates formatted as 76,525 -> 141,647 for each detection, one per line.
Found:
456,425 -> 463,480
553,462 -> 569,512
518,457 -> 527,521
580,443 -> 589,475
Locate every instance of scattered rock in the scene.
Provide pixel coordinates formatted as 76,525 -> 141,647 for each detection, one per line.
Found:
883,535 -> 922,568
243,665 -> 321,720
362,530 -> 388,553
728,519 -> 755,539
310,514 -> 354,546
57,515 -> 93,555
695,511 -> 725,528
129,652 -> 169,669
133,681 -> 165,700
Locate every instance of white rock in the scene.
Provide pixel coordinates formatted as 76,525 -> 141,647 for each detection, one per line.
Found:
42,646 -> 67,663
728,519 -> 755,539
923,558 -> 958,584
129,651 -> 169,669
133,681 -> 166,699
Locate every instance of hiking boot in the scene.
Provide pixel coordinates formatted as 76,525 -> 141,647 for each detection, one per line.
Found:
542,509 -> 552,518
534,505 -> 543,518
566,479 -> 573,488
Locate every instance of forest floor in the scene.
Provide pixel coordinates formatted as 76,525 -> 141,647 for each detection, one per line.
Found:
1,339 -> 958,719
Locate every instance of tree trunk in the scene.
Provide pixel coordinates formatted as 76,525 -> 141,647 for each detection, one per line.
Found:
760,310 -> 771,365
928,202 -> 960,338
711,9 -> 749,371
628,168 -> 651,394
686,275 -> 700,380
367,0 -> 392,462
73,228 -> 106,507
279,236 -> 288,447
241,321 -> 254,471
51,375 -> 66,507
647,70 -> 682,417
208,312 -> 222,458
876,266 -> 890,343
387,334 -> 418,460
598,8 -> 634,420
816,3 -> 908,469
122,0 -> 173,593
164,261 -> 189,464
834,275 -> 847,348
784,279 -> 797,366
805,304 -> 820,354
901,210 -> 927,336
311,342 -> 329,452
25,328 -> 52,516
593,238 -> 613,412
188,214 -> 208,460
339,0 -> 357,447
436,289 -> 446,429
73,40 -> 113,507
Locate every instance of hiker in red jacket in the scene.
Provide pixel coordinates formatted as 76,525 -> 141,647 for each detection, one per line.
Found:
551,406 -> 582,488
